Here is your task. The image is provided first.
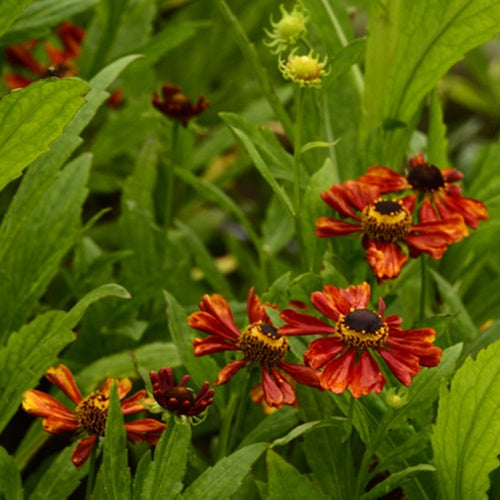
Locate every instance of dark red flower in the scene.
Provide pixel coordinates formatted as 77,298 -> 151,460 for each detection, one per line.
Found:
22,364 -> 165,468
149,367 -> 214,422
279,283 -> 442,398
357,152 -> 488,230
188,287 -> 321,409
4,22 -> 85,89
152,84 -> 209,126
316,180 -> 467,282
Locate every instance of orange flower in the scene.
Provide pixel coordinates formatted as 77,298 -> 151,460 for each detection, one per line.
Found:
22,364 -> 165,468
316,180 -> 467,282
188,287 -> 321,409
279,283 -> 442,398
357,152 -> 488,230
152,84 -> 209,126
4,22 -> 85,89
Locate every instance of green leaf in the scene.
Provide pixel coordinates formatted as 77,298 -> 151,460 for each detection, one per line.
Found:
427,88 -> 449,167
261,196 -> 294,257
267,449 -> 329,500
0,445 -> 22,500
324,37 -> 367,87
0,154 -> 91,337
139,423 -> 191,500
299,139 -> 340,155
271,420 -> 335,448
182,443 -> 267,500
0,78 -> 88,192
102,383 -> 132,500
432,340 -> 500,500
362,465 -> 436,500
0,0 -> 32,39
28,445 -> 85,500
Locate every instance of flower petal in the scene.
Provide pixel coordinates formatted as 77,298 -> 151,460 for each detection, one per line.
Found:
304,337 -> 345,370
193,336 -> 241,356
357,166 -> 409,193
72,435 -> 98,468
339,282 -> 371,310
348,350 -> 385,398
246,286 -> 275,324
320,349 -> 356,393
215,359 -> 248,385
125,418 -> 165,445
364,239 -> 408,282
261,366 -> 284,407
378,348 -> 421,386
22,389 -> 76,422
279,361 -> 321,388
315,217 -> 362,238
101,378 -> 132,400
436,192 -> 488,229
279,308 -> 335,336
311,286 -> 352,320
269,366 -> 296,406
120,389 -> 151,415
45,364 -> 83,404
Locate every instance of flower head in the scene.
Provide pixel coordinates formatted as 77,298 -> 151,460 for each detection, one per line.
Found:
279,49 -> 328,88
279,283 -> 442,397
357,152 -> 488,230
316,180 -> 467,282
152,84 -> 209,127
264,3 -> 309,54
4,22 -> 84,89
22,364 -> 165,467
149,367 -> 214,424
188,287 -> 321,409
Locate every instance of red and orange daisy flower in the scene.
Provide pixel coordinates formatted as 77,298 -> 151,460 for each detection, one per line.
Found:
279,283 -> 442,398
152,84 -> 209,127
4,22 -> 85,89
22,364 -> 165,468
357,152 -> 488,230
187,287 -> 321,409
316,180 -> 467,282
149,367 -> 214,423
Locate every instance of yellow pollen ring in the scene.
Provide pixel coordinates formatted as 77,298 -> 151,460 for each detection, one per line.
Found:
238,321 -> 289,366
75,392 -> 109,436
361,201 -> 412,242
336,314 -> 389,348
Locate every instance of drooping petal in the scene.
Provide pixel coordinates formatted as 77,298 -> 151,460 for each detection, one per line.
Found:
215,359 -> 248,385
442,167 -> 463,183
304,337 -> 345,370
279,308 -> 335,336
386,327 -> 442,366
357,166 -> 409,193
120,389 -> 151,415
269,366 -> 296,406
45,364 -> 83,404
261,366 -> 284,407
315,217 -> 362,238
247,286 -> 275,324
72,435 -> 98,468
419,197 -> 440,223
5,41 -> 44,74
125,419 -> 165,445
279,361 -> 322,388
321,181 -> 378,217
4,72 -> 33,89
348,350 -> 386,398
364,239 -> 408,282
378,348 -> 421,386
188,293 -> 241,343
436,192 -> 488,229
193,336 -> 241,356
101,378 -> 132,399
319,349 -> 356,393
22,389 -> 76,421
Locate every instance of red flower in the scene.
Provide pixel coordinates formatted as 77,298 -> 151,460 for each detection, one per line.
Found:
22,364 -> 165,468
150,367 -> 214,422
188,287 -> 321,409
357,152 -> 488,230
279,283 -> 442,398
4,22 -> 85,89
152,84 -> 209,126
316,180 -> 467,282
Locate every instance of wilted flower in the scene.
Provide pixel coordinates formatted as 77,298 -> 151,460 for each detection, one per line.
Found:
149,367 -> 214,424
22,364 -> 165,467
279,49 -> 328,87
264,3 -> 309,54
279,283 -> 442,398
188,287 -> 321,409
316,180 -> 467,282
357,152 -> 488,230
152,84 -> 209,126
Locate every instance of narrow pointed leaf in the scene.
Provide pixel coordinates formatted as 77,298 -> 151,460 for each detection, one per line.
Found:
0,446 -> 22,500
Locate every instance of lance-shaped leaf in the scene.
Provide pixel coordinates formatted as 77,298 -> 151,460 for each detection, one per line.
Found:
0,445 -> 22,500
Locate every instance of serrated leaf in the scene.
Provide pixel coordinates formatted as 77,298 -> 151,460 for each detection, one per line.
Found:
0,0 -> 32,39
28,445 -> 85,500
0,78 -> 88,192
0,445 -> 22,500
139,422 -> 191,500
102,383 -> 132,500
182,443 -> 267,500
432,340 -> 500,500
267,449 -> 328,500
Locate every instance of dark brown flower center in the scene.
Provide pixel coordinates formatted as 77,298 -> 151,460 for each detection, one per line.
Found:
407,163 -> 444,192
361,200 -> 412,242
75,392 -> 109,436
238,321 -> 289,366
160,386 -> 196,415
337,309 -> 389,348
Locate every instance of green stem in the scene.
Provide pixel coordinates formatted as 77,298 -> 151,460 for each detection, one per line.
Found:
419,254 -> 428,321
216,391 -> 239,460
85,443 -> 98,500
228,369 -> 252,451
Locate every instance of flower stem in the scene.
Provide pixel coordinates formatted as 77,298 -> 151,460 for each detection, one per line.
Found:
419,254 -> 428,321
85,444 -> 98,500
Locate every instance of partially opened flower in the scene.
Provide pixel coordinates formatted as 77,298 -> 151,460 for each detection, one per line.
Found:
4,22 -> 85,89
357,152 -> 488,230
264,3 -> 309,54
149,367 -> 214,424
316,180 -> 467,282
188,287 -> 321,409
279,283 -> 442,397
279,49 -> 328,87
152,84 -> 209,126
22,364 -> 165,467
